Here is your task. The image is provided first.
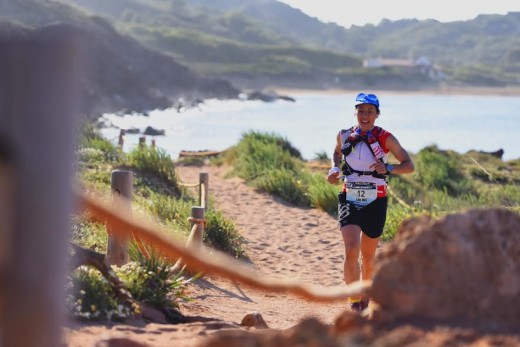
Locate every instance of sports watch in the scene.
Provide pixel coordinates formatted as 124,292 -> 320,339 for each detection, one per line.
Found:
385,164 -> 394,175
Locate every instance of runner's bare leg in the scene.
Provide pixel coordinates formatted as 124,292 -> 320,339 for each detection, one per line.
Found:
360,233 -> 380,281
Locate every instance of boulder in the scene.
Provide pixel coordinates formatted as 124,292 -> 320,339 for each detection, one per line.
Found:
198,317 -> 340,347
143,126 -> 165,136
240,312 -> 269,329
370,208 -> 520,327
478,148 -> 504,159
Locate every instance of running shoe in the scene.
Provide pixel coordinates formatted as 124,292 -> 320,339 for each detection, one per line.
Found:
348,298 -> 363,312
348,297 -> 370,312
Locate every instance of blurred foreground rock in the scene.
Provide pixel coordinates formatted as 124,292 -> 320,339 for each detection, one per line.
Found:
371,208 -> 520,326
196,208 -> 520,346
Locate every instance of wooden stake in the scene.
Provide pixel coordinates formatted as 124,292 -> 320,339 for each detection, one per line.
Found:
0,25 -> 84,347
199,172 -> 209,211
106,170 -> 133,266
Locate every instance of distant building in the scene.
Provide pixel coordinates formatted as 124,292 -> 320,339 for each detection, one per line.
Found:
363,55 -> 445,81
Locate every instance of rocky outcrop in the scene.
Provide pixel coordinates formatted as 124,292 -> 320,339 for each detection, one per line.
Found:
195,208 -> 520,347
241,90 -> 296,102
370,208 -> 520,326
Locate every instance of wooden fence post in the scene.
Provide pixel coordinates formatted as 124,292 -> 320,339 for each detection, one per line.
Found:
118,129 -> 126,148
199,172 -> 209,211
186,206 -> 205,249
0,26 -> 84,347
151,139 -> 156,148
170,206 -> 205,273
139,136 -> 146,148
106,170 -> 133,266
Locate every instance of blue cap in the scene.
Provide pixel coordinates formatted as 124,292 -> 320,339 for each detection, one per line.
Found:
355,92 -> 380,110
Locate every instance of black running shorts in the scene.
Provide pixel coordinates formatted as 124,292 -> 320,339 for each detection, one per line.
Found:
338,196 -> 388,238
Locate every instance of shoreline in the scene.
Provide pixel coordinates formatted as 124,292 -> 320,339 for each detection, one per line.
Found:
270,85 -> 520,97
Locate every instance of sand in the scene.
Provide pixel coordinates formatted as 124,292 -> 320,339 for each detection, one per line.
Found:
63,162 -> 520,346
64,163 -> 351,346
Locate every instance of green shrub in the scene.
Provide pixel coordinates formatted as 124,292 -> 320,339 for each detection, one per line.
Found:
138,192 -> 245,258
177,156 -> 206,167
313,151 -> 330,160
141,192 -> 192,229
254,168 -> 310,206
304,172 -> 338,214
127,146 -> 178,188
76,121 -> 121,163
228,131 -> 314,207
237,130 -> 302,160
414,145 -> 474,196
205,209 -> 245,258
76,148 -> 105,164
234,141 -> 299,181
114,258 -> 188,309
66,266 -> 137,321
76,120 -> 104,148
78,169 -> 113,188
383,199 -> 431,241
70,214 -> 108,254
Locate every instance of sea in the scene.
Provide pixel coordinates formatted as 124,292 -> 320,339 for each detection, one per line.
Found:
99,91 -> 520,161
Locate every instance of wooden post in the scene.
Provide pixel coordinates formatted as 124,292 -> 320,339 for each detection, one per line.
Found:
186,206 -> 205,249
170,206 -> 205,273
0,26 -> 84,347
151,139 -> 156,148
118,129 -> 126,148
106,170 -> 133,266
199,172 -> 209,211
0,142 -> 15,324
139,136 -> 146,148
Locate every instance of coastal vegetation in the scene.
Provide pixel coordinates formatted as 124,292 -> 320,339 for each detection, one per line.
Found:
217,131 -> 520,241
70,124 -> 244,321
71,124 -> 519,321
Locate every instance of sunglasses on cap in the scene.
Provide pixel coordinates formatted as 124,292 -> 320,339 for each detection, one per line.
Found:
355,93 -> 380,109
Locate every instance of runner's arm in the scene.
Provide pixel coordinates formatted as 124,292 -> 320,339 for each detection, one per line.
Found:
328,133 -> 342,184
384,134 -> 414,174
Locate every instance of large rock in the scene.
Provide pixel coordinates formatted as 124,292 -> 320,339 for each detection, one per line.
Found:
198,317 -> 341,347
195,208 -> 520,347
370,208 -> 520,327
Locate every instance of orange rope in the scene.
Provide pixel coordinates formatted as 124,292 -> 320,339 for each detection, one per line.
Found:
76,191 -> 370,303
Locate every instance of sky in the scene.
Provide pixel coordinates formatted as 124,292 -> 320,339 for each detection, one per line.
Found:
277,0 -> 520,28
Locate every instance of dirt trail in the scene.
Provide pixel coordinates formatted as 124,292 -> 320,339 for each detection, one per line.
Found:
65,163 -> 520,347
66,163 -> 357,346
177,163 -> 349,329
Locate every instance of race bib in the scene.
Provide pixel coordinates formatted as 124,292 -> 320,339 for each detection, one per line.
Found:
346,182 -> 377,206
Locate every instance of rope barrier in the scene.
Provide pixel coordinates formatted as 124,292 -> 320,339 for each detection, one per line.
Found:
178,182 -> 200,188
76,190 -> 370,303
386,185 -> 413,210
188,216 -> 207,226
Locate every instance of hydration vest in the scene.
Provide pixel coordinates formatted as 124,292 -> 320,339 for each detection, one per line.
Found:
339,126 -> 390,179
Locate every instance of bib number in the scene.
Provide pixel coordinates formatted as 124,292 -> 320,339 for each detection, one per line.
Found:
346,182 -> 377,206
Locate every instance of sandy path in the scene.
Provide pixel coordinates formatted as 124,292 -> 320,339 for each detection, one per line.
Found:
65,162 -> 352,346
177,163 -> 348,328
64,162 -> 520,346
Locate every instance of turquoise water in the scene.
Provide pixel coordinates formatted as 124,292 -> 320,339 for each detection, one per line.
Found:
100,92 -> 520,161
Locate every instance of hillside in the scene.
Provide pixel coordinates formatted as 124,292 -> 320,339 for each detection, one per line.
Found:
4,0 -> 519,119
0,0 -> 240,119
59,0 -> 520,89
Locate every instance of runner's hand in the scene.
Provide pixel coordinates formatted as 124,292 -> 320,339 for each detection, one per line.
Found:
327,167 -> 340,184
369,162 -> 387,174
